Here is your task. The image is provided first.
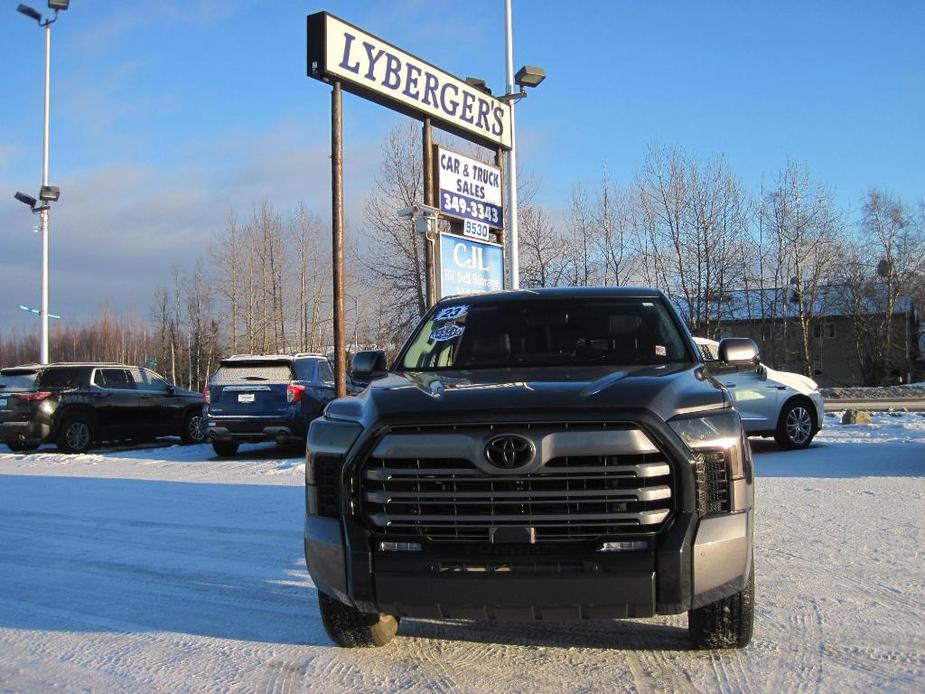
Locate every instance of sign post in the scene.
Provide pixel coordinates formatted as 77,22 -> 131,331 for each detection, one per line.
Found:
307,11 -> 515,388
331,80 -> 346,397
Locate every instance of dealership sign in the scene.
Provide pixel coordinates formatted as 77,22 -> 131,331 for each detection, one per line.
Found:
438,233 -> 504,298
307,13 -> 512,150
435,146 -> 503,240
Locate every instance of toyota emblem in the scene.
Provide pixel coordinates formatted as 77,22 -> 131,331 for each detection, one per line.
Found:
484,434 -> 535,469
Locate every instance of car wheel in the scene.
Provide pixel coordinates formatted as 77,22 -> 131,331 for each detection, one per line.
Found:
212,440 -> 239,457
181,411 -> 207,445
689,560 -> 754,649
57,416 -> 94,454
774,400 -> 816,449
318,592 -> 399,648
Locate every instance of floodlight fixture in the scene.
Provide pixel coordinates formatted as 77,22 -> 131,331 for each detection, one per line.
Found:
464,77 -> 492,95
14,192 -> 38,208
39,185 -> 60,202
514,65 -> 546,89
48,0 -> 70,10
16,4 -> 42,22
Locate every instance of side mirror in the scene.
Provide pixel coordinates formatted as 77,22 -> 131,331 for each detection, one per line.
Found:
350,350 -> 387,379
166,384 -> 176,395
717,338 -> 760,370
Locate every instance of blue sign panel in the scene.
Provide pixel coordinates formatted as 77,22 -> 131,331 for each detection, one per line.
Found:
439,233 -> 504,298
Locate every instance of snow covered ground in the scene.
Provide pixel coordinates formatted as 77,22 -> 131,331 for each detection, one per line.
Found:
0,414 -> 922,693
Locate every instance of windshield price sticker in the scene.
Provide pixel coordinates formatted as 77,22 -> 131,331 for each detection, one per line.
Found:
434,305 -> 469,321
430,324 -> 465,342
436,146 -> 503,229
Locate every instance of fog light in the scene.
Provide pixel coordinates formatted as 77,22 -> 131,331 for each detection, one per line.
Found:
599,541 -> 648,552
379,541 -> 423,552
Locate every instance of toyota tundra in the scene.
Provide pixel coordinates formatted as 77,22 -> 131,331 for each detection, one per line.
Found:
304,287 -> 756,649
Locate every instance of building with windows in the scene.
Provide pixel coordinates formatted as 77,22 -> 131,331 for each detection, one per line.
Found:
676,285 -> 921,387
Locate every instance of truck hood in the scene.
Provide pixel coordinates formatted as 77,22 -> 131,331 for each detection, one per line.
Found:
326,364 -> 728,425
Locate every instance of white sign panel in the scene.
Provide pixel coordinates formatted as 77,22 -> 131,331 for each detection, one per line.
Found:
436,146 -> 503,233
308,13 -> 512,150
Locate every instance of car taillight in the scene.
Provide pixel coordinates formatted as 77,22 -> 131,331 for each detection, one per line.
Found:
17,391 -> 52,402
287,384 -> 305,404
203,386 -> 211,404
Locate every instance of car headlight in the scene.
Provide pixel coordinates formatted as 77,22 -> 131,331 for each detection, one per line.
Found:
668,409 -> 745,479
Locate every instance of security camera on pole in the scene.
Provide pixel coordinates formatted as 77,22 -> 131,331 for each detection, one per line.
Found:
13,1 -> 70,365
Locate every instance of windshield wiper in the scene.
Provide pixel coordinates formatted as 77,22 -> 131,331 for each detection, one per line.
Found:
241,376 -> 269,381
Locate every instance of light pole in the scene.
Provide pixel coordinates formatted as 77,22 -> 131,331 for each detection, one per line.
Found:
501,0 -> 545,290
16,1 -> 69,364
504,0 -> 518,290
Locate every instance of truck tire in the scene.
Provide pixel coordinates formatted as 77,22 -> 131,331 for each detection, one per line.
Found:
318,592 -> 399,647
212,440 -> 239,457
688,561 -> 754,649
57,416 -> 94,454
774,399 -> 816,449
181,411 -> 207,445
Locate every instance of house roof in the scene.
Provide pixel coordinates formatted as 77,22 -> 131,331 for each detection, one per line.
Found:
671,284 -> 916,323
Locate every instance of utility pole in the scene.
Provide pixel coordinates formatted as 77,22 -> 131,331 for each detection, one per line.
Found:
504,0 -> 519,289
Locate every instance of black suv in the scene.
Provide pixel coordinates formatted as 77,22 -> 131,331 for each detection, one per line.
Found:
0,362 -> 206,453
204,354 -> 339,457
304,288 -> 757,650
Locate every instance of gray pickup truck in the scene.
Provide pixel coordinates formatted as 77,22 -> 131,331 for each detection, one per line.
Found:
304,287 -> 756,649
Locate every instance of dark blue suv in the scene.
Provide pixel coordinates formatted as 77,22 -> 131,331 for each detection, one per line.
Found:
204,354 -> 338,457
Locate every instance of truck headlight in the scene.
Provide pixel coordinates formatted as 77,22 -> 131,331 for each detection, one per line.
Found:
668,409 -> 746,479
305,418 -> 364,518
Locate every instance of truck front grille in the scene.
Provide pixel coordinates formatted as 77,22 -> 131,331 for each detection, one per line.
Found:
361,428 -> 673,543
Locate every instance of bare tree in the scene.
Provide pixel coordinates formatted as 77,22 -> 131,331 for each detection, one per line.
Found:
359,124 -> 427,338
762,163 -> 843,375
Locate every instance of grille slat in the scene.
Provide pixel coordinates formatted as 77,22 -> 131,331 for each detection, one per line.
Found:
365,485 -> 671,503
365,462 -> 670,481
361,426 -> 674,544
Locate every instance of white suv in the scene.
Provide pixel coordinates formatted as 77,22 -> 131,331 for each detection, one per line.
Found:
695,337 -> 825,449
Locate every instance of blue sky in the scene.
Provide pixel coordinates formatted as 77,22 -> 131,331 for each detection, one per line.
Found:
1,0 -> 923,331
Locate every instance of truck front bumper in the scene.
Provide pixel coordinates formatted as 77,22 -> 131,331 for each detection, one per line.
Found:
305,509 -> 752,620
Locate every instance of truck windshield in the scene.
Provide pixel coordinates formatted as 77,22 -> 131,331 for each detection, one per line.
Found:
400,297 -> 691,371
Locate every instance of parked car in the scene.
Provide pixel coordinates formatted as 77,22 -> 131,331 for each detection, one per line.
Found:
0,362 -> 207,454
694,337 -> 825,449
305,287 -> 756,650
203,354 -> 339,457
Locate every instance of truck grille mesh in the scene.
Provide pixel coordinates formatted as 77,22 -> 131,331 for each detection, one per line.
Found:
695,452 -> 730,515
361,444 -> 673,543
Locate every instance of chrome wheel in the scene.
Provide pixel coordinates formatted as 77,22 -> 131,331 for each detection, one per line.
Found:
188,414 -> 206,442
786,406 -> 813,445
65,421 -> 91,451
